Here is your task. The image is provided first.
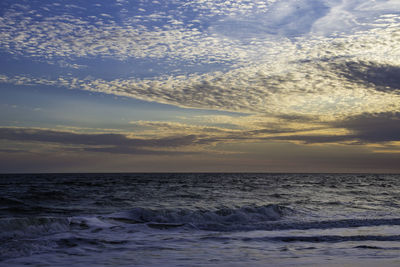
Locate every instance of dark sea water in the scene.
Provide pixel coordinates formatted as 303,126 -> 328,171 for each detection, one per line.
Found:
1,173 -> 400,266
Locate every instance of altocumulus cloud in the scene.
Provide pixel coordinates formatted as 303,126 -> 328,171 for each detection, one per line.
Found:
2,55 -> 400,117
0,1 -> 400,119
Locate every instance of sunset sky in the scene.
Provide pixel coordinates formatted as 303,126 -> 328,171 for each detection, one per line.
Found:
0,0 -> 399,173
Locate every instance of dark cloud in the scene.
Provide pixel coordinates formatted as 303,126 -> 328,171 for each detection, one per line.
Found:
334,112 -> 400,143
0,127 -> 200,155
275,114 -> 320,123
83,146 -> 195,155
267,112 -> 400,144
332,61 -> 400,93
0,149 -> 26,153
1,111 -> 399,155
269,134 -> 354,144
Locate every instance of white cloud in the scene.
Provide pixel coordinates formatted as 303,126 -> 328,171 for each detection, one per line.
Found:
0,0 -> 396,64
0,0 -> 399,119
2,56 -> 400,119
0,4 -> 240,64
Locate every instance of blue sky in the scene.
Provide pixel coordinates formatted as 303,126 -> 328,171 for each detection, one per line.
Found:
0,0 -> 400,172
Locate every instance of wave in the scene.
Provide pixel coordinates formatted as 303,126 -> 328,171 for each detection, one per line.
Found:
202,234 -> 400,244
4,205 -> 400,236
1,204 -> 291,237
0,216 -> 119,260
0,217 -> 70,241
109,204 -> 294,231
3,207 -> 400,260
269,234 -> 400,243
107,204 -> 400,232
3,205 -> 400,242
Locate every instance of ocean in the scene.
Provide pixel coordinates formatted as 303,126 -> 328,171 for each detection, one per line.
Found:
1,173 -> 400,266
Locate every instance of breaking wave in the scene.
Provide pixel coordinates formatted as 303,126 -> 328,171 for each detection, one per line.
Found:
109,204 -> 295,231
108,205 -> 400,232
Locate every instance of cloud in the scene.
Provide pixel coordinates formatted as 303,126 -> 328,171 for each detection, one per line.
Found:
128,117 -> 342,146
130,120 -> 232,135
0,3 -> 239,64
334,112 -> 400,143
331,61 -> 400,93
0,149 -> 26,153
0,1 -> 400,120
0,127 -> 201,155
311,0 -> 400,35
211,0 -> 330,38
1,0 -> 399,67
268,134 -> 354,144
266,112 -> 400,144
2,56 -> 400,118
82,146 -> 193,155
1,108 -> 400,158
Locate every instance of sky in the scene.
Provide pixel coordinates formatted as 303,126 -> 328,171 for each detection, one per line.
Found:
0,0 -> 400,173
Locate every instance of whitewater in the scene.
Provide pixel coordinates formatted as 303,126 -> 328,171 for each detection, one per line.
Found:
1,173 -> 400,266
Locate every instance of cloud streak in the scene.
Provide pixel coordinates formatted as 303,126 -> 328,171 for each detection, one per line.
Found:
2,110 -> 399,156
263,112 -> 400,145
334,112 -> 400,143
0,127 -> 200,155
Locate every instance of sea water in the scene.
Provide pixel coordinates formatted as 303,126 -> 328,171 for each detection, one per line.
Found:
1,173 -> 400,266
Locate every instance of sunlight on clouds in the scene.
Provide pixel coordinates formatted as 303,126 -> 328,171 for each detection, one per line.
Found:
1,1 -> 400,117
1,0 -> 400,167
2,53 -> 400,117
